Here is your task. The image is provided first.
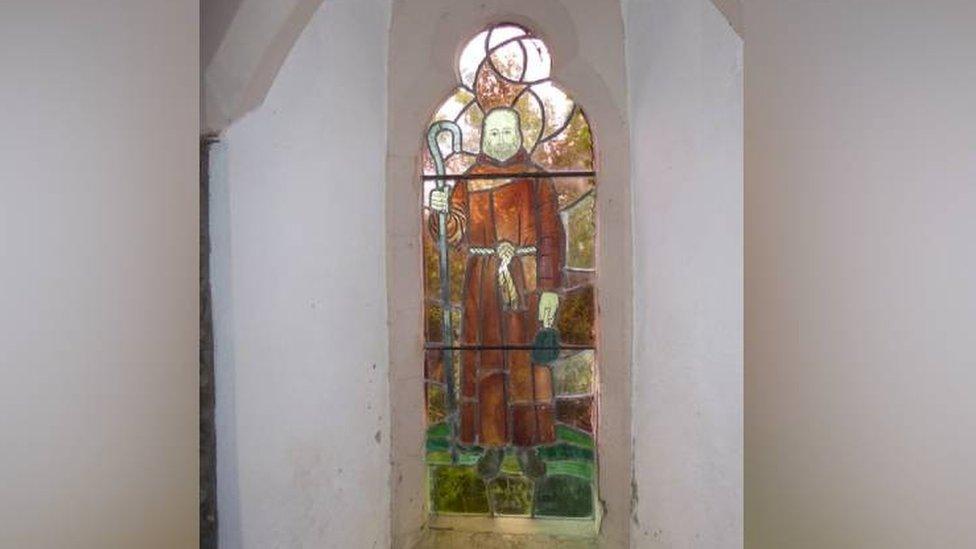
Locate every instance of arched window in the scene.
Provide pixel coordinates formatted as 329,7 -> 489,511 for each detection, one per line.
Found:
421,23 -> 598,526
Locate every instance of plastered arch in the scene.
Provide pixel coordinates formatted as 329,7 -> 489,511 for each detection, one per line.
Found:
201,0 -> 741,135
202,0 -> 325,134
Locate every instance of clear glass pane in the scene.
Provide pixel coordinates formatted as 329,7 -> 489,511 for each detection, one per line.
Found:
555,177 -> 596,209
513,89 -> 543,151
534,81 -> 574,141
488,40 -> 525,82
563,191 -> 596,270
532,108 -> 594,171
458,31 -> 489,89
487,24 -> 526,49
521,38 -> 552,83
552,350 -> 595,396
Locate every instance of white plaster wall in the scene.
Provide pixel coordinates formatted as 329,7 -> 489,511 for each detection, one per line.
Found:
212,0 -> 391,547
0,1 -> 199,547
745,1 -> 976,546
625,0 -> 744,546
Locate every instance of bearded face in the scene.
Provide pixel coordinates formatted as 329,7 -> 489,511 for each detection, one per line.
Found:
481,108 -> 523,162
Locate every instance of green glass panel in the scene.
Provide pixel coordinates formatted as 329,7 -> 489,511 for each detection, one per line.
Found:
534,475 -> 593,518
537,443 -> 593,462
544,460 -> 593,481
427,422 -> 450,438
426,451 -> 451,465
426,437 -> 484,463
500,451 -> 522,476
426,437 -> 450,452
564,191 -> 596,269
487,476 -> 534,516
556,285 -> 595,346
552,350 -> 595,396
431,466 -> 490,515
427,450 -> 481,467
555,424 -> 595,449
426,424 -> 485,466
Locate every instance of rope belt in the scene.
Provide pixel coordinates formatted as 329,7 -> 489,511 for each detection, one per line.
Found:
468,244 -> 537,310
468,245 -> 537,256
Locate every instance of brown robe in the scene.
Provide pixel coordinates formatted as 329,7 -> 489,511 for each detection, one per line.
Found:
432,149 -> 563,448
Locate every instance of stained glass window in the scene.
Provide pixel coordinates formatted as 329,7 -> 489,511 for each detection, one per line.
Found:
422,23 -> 597,523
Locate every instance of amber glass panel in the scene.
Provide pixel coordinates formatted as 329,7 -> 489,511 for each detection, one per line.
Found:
426,383 -> 447,423
556,285 -> 595,346
474,61 -> 526,111
556,396 -> 594,433
424,301 -> 462,344
424,349 -> 444,383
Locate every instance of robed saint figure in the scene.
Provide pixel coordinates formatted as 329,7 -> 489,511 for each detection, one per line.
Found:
429,107 -> 563,479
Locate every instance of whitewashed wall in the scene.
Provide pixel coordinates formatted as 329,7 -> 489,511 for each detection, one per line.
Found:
0,1 -> 198,547
212,1 -> 392,547
213,0 -> 743,546
745,1 -> 976,546
625,0 -> 744,546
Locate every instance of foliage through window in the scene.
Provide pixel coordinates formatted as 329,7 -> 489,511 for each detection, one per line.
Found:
422,23 -> 598,522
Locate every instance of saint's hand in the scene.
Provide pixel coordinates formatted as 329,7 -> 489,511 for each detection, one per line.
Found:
429,188 -> 450,213
539,291 -> 560,328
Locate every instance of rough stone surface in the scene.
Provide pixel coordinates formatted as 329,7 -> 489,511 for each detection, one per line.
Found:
200,138 -> 219,549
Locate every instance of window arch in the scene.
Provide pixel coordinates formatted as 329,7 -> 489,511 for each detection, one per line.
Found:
421,23 -> 599,527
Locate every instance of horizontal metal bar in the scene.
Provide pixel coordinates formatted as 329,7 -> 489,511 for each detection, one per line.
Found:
421,170 -> 596,181
424,344 -> 595,351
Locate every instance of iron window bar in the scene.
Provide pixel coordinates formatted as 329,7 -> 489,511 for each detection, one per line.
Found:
424,344 -> 595,351
422,170 -> 596,181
